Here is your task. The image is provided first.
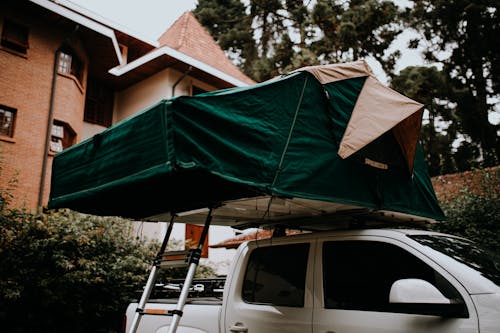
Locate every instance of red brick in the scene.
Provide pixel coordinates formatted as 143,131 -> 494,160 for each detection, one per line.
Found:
0,4 -> 86,211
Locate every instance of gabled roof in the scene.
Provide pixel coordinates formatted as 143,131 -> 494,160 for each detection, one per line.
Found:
158,11 -> 255,86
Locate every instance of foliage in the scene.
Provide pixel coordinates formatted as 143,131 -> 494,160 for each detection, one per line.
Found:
194,0 -> 403,81
0,200 -> 218,332
391,66 -> 460,176
0,207 -> 156,332
193,0 -> 256,75
404,0 -> 500,168
430,168 -> 500,254
311,0 -> 401,74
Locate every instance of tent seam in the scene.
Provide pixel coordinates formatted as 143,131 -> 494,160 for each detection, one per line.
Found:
261,76 -> 309,221
270,75 -> 308,189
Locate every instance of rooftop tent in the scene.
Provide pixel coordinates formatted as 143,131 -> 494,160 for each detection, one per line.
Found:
48,60 -> 445,228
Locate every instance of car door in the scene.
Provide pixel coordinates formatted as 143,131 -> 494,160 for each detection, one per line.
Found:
313,235 -> 479,333
224,241 -> 314,333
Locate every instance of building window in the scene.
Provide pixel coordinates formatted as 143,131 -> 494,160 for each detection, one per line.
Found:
50,120 -> 75,153
0,105 -> 16,138
84,78 -> 113,127
1,19 -> 29,54
58,49 -> 84,84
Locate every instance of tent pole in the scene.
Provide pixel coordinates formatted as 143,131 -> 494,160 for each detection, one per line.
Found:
128,216 -> 175,333
167,208 -> 213,333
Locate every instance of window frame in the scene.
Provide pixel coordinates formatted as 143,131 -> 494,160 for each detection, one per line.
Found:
0,104 -> 17,138
84,78 -> 114,127
319,237 -> 467,316
242,242 -> 310,308
0,18 -> 29,55
50,120 -> 75,153
57,48 -> 84,86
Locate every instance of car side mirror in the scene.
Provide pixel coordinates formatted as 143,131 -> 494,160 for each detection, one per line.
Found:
389,279 -> 468,318
390,278 -> 450,304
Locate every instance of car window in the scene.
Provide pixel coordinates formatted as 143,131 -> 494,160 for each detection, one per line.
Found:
322,240 -> 463,312
410,234 -> 500,286
242,243 -> 309,307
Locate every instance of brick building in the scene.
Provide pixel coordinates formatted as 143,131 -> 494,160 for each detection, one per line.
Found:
0,0 -> 254,213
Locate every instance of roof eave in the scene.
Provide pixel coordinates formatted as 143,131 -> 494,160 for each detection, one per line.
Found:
30,0 -> 161,68
30,0 -> 126,66
108,45 -> 251,88
49,0 -> 159,47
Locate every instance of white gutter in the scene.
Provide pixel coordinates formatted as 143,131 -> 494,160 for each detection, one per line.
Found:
109,45 -> 251,87
30,0 -> 126,66
52,0 -> 159,47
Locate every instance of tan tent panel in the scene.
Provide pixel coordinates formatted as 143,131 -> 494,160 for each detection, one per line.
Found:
301,60 -> 424,173
339,76 -> 423,173
297,59 -> 374,84
391,107 -> 424,173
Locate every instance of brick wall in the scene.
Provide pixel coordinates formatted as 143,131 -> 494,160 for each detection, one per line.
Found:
0,4 -> 87,211
431,166 -> 500,203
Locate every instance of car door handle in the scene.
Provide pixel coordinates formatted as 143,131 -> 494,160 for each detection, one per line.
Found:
229,322 -> 248,333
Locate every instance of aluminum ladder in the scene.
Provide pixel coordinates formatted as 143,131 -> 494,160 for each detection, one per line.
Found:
128,208 -> 213,333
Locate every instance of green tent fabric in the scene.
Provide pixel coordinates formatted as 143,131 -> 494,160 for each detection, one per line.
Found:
48,61 -> 445,225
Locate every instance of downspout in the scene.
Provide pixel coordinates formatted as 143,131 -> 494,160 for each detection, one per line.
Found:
38,25 -> 79,212
171,65 -> 192,97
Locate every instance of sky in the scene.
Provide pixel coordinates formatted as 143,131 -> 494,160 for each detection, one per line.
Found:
71,0 -> 198,41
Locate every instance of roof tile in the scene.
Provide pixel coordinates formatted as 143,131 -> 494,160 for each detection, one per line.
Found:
158,11 -> 255,85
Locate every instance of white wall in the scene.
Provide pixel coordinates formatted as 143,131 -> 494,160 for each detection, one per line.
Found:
113,68 -> 216,123
81,69 -> 218,140
81,122 -> 107,141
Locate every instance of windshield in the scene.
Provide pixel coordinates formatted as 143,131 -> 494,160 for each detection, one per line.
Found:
410,234 -> 500,286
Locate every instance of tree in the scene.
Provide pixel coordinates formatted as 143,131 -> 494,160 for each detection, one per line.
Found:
311,0 -> 402,74
406,0 -> 500,167
391,66 -> 459,176
193,0 -> 257,75
195,0 -> 404,81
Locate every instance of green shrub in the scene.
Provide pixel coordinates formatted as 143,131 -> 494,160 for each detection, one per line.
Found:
431,168 -> 500,254
0,203 -> 218,332
0,207 -> 157,333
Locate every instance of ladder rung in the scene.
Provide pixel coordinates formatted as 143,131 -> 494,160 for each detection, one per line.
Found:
141,308 -> 172,316
139,308 -> 183,317
158,250 -> 190,268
